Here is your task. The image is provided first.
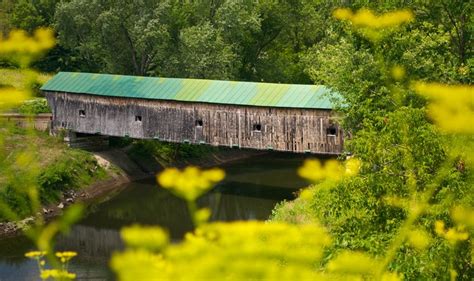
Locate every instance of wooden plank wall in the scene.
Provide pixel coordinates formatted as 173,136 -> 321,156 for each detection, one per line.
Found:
45,92 -> 343,154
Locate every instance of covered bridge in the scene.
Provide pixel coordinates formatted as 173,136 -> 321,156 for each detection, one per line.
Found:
41,72 -> 343,154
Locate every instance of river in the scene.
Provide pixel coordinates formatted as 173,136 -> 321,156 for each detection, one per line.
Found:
0,153 -> 314,281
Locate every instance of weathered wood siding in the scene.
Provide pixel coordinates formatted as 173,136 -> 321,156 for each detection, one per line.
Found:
44,92 -> 343,154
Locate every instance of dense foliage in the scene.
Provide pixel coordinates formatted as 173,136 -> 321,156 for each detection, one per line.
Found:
0,1 -> 472,280
17,98 -> 50,114
271,5 -> 473,280
1,1 -> 471,83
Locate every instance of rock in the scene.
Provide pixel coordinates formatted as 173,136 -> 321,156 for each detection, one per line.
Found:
66,198 -> 74,203
65,190 -> 78,198
57,203 -> 64,209
5,222 -> 16,232
23,217 -> 34,223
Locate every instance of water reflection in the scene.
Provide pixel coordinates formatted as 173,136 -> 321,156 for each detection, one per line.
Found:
0,153 -> 313,281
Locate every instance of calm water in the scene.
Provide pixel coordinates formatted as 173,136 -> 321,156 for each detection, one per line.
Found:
0,153 -> 314,281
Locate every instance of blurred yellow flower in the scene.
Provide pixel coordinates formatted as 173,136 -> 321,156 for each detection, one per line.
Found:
326,251 -> 379,275
25,251 -> 47,259
157,167 -> 225,201
299,188 -> 314,201
381,272 -> 402,281
113,221 -> 332,281
0,87 -> 30,109
414,82 -> 474,134
40,269 -> 76,280
332,8 -> 352,20
121,225 -> 169,251
451,206 -> 474,228
333,8 -> 414,29
111,249 -> 169,281
194,208 -> 211,225
56,251 -> 77,263
391,65 -> 406,81
407,229 -> 431,250
298,158 -> 361,183
0,28 -> 55,67
434,220 -> 468,244
345,158 -> 362,176
333,8 -> 413,41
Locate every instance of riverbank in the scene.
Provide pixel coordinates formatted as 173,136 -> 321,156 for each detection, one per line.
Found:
0,131 -> 127,237
0,137 -> 265,238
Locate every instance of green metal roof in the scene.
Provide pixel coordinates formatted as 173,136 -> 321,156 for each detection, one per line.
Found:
41,72 -> 338,109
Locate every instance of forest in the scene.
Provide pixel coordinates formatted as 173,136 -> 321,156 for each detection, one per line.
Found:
0,0 -> 473,280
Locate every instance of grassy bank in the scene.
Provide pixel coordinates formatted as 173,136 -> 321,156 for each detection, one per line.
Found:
0,125 -> 112,222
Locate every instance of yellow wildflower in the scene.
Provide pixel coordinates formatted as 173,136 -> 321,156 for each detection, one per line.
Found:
435,220 -> 446,236
381,272 -> 402,281
434,220 -> 469,244
0,87 -> 30,109
40,269 -> 76,280
56,251 -> 77,263
121,225 -> 169,251
0,28 -> 55,67
332,8 -> 352,20
444,228 -> 469,243
299,188 -> 314,201
111,249 -> 169,281
298,159 -> 325,182
391,65 -> 406,81
25,251 -> 47,259
157,167 -> 225,201
298,158 -> 360,183
327,251 -> 380,275
333,8 -> 414,41
414,82 -> 474,134
451,206 -> 474,228
194,208 -> 211,225
333,8 -> 414,29
325,159 -> 345,180
345,158 -> 361,176
113,221 -> 331,281
407,229 -> 431,250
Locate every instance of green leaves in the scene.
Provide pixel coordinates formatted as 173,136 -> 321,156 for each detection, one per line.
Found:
55,0 -> 171,76
179,22 -> 238,79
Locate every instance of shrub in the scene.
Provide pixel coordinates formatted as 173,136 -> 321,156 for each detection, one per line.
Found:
17,98 -> 50,114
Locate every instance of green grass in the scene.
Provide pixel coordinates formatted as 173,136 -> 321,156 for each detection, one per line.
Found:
0,126 -> 108,221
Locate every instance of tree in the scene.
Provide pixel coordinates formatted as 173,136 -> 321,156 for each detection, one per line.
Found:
179,22 -> 238,79
55,0 -> 171,76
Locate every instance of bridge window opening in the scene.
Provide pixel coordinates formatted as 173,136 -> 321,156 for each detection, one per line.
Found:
253,123 -> 262,132
326,125 -> 337,136
79,110 -> 86,118
195,120 -> 203,127
135,115 -> 142,122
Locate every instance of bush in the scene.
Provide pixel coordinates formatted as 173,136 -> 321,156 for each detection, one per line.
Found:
17,98 -> 51,114
128,140 -> 216,163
